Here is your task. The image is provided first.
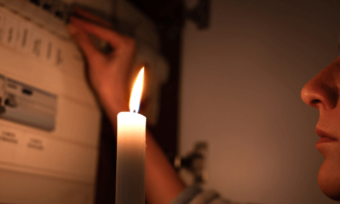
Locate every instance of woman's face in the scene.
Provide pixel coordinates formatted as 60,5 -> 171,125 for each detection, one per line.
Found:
301,55 -> 340,200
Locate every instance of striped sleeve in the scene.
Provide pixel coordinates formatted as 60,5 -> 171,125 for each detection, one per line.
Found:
170,185 -> 202,204
170,185 -> 235,204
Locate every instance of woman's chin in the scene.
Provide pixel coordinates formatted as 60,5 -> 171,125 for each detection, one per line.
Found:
318,161 -> 340,201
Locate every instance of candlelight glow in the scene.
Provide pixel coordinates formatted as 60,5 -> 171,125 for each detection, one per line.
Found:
129,68 -> 144,113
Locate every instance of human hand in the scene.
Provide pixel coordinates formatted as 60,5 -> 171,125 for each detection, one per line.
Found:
67,9 -> 135,121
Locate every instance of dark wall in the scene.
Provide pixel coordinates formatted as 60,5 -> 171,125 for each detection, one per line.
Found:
127,0 -> 184,158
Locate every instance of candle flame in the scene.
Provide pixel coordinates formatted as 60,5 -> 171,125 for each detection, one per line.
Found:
129,68 -> 144,113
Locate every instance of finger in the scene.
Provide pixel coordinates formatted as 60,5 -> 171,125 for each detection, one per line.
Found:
73,7 -> 113,28
67,24 -> 104,64
70,17 -> 131,49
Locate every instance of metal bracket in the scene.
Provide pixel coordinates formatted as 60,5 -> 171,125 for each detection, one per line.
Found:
185,0 -> 210,29
175,141 -> 208,185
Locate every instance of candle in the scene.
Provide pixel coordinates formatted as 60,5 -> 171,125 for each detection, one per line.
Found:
116,68 -> 146,204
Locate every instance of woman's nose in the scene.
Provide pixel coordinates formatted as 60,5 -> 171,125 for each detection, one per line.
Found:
301,68 -> 338,110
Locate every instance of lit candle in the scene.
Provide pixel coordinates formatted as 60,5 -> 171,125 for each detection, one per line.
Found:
116,68 -> 146,204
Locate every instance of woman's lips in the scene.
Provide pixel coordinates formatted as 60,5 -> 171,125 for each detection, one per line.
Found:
315,128 -> 337,146
316,136 -> 337,145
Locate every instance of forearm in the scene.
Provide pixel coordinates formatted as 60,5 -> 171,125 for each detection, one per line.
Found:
145,131 -> 186,204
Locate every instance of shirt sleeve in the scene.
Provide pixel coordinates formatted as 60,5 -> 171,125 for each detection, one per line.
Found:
170,185 -> 202,204
170,185 -> 235,204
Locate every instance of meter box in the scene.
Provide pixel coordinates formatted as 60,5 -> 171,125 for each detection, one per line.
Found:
0,75 -> 57,131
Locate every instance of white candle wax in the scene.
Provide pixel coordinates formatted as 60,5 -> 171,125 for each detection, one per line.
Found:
116,111 -> 146,204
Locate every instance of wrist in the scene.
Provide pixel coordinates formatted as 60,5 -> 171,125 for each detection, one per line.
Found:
101,103 -> 123,128
97,94 -> 128,122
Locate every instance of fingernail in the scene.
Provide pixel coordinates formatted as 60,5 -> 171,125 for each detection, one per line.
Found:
67,24 -> 78,35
